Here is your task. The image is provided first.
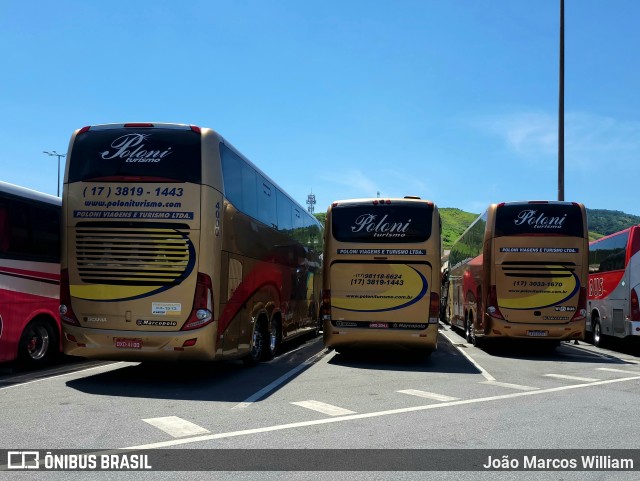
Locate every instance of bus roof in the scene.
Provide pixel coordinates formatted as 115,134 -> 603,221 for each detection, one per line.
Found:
0,181 -> 61,206
329,197 -> 434,207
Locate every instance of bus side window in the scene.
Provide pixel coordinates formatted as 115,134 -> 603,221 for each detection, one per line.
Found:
0,206 -> 9,253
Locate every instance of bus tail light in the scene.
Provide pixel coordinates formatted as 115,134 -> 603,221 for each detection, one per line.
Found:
429,292 -> 440,324
630,288 -> 640,321
570,287 -> 587,322
321,289 -> 331,321
59,269 -> 80,326
182,273 -> 214,331
486,285 -> 504,320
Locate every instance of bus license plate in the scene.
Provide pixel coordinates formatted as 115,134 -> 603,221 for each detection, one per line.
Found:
526,330 -> 548,337
115,338 -> 142,349
370,322 -> 389,329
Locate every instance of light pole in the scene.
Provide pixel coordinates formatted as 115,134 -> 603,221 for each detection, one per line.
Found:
43,150 -> 66,197
558,0 -> 564,201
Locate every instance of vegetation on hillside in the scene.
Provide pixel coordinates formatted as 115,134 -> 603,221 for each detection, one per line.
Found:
439,207 -> 640,250
440,208 -> 478,250
586,209 -> 640,239
312,206 -> 639,250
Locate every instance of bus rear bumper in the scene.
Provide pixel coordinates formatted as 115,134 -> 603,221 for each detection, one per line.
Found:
323,324 -> 438,352
484,317 -> 585,341
627,321 -> 640,337
61,323 -> 219,361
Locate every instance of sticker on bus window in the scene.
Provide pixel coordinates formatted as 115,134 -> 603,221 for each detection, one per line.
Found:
152,302 -> 182,316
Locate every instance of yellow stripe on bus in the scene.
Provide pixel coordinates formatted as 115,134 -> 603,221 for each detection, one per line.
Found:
70,284 -> 160,301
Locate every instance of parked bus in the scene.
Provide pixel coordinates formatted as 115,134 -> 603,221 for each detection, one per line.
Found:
0,181 -> 61,365
587,225 -> 640,346
321,197 -> 441,356
60,123 -> 323,363
447,201 -> 588,347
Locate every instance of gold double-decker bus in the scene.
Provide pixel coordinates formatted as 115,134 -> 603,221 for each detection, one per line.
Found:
321,197 -> 441,356
446,201 -> 588,347
60,123 -> 322,363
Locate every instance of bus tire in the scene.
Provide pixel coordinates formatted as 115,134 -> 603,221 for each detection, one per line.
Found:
18,318 -> 57,367
593,318 -> 604,348
243,317 -> 269,366
465,318 -> 473,344
268,317 -> 282,359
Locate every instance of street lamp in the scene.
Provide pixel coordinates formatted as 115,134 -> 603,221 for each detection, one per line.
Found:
43,150 -> 66,197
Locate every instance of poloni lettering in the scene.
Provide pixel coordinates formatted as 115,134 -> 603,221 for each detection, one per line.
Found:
513,209 -> 567,229
351,214 -> 411,238
101,133 -> 172,163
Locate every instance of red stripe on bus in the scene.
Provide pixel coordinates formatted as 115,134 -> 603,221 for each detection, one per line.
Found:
0,266 -> 60,283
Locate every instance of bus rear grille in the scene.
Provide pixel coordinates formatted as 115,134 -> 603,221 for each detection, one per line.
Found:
74,224 -> 193,286
500,261 -> 576,278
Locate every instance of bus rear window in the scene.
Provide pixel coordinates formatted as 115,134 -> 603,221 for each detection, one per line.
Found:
332,203 -> 433,243
495,203 -> 584,237
68,128 -> 201,183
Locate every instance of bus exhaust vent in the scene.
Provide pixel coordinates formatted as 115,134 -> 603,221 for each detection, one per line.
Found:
74,223 -> 194,286
500,261 -> 576,278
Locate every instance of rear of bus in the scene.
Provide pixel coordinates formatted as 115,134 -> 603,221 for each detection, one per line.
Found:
60,123 -> 221,361
321,198 -> 440,355
483,201 -> 588,342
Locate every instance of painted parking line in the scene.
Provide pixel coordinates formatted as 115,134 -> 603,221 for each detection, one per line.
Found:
438,330 -> 496,382
480,380 -> 539,391
544,374 -> 600,382
597,367 -> 640,375
290,400 -> 356,416
124,373 -> 640,450
231,348 -> 330,409
142,416 -> 210,438
397,389 -> 459,402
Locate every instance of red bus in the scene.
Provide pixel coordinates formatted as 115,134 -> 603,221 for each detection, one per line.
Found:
587,225 -> 640,346
0,181 -> 62,366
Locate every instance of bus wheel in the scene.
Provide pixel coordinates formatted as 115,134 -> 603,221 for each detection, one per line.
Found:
471,330 -> 482,348
244,318 -> 268,366
18,319 -> 57,366
593,318 -> 604,348
268,318 -> 282,359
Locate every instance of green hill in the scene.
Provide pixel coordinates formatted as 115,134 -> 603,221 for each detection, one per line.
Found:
314,206 -> 639,250
440,207 -> 640,250
586,209 -> 640,239
440,208 -> 478,250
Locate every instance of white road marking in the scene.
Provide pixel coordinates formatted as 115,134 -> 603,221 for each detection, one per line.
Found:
0,362 -> 131,391
142,416 -> 210,438
597,367 -> 640,374
397,389 -> 459,401
480,380 -> 539,391
438,330 -> 496,381
544,374 -> 600,382
231,349 -> 330,409
123,374 -> 640,450
290,400 -> 356,416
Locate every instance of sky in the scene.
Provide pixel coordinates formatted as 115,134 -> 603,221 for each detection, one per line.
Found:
2,0 -> 639,216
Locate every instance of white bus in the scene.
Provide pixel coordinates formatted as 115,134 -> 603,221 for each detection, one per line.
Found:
0,181 -> 61,365
587,225 -> 640,347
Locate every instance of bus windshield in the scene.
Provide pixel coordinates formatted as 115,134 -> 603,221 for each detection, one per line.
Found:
494,203 -> 585,238
68,128 -> 202,183
331,203 -> 433,243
